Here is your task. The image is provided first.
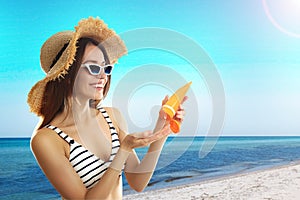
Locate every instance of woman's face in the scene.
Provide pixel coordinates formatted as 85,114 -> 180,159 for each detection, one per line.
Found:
73,43 -> 108,101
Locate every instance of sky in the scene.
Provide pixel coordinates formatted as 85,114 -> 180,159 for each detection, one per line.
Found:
0,0 -> 300,137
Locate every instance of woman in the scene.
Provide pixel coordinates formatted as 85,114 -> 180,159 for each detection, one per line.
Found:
28,17 -> 187,199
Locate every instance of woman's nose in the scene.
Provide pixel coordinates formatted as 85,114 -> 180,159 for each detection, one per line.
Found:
97,68 -> 107,78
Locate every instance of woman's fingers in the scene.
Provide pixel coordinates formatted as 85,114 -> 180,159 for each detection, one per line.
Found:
158,95 -> 169,120
130,131 -> 153,138
161,95 -> 169,105
174,105 -> 185,121
142,125 -> 170,143
181,96 -> 188,104
124,125 -> 171,149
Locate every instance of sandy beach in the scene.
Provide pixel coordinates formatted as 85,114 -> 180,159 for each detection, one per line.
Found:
123,162 -> 300,200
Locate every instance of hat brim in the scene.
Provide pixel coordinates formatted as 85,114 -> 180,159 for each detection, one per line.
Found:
28,17 -> 127,116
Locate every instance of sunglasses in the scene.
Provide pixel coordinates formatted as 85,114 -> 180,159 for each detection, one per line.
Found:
81,63 -> 114,76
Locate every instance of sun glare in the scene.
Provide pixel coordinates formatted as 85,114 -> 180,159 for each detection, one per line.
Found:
262,0 -> 300,38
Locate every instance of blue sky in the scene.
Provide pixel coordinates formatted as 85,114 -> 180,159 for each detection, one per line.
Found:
0,0 -> 299,137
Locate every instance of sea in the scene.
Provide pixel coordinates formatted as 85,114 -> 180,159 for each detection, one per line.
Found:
1,136 -> 300,199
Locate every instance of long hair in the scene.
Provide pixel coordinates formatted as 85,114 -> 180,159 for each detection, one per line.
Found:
38,38 -> 111,129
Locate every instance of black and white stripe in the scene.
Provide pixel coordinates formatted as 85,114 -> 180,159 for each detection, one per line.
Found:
46,107 -> 121,189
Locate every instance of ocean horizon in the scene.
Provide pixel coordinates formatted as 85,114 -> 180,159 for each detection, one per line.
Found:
1,136 -> 300,199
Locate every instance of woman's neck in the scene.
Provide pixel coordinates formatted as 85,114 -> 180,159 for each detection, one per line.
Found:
52,98 -> 99,128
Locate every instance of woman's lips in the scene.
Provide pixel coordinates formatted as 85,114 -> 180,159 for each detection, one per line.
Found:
91,83 -> 104,91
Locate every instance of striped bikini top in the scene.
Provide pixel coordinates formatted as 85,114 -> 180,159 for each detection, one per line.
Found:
46,107 -> 121,189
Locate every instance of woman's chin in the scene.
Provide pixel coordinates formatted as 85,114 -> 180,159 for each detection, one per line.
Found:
93,94 -> 103,101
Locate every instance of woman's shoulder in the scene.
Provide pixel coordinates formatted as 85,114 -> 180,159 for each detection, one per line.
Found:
102,106 -> 121,117
31,127 -> 65,153
102,107 -> 126,124
32,127 -> 57,140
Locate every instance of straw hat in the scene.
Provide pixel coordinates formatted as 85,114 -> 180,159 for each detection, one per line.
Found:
27,17 -> 127,116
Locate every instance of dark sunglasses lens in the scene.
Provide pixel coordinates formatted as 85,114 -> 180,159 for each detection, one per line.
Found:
89,65 -> 101,74
104,65 -> 113,74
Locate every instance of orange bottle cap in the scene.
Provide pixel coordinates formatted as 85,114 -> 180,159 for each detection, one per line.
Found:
170,119 -> 180,134
162,105 -> 175,118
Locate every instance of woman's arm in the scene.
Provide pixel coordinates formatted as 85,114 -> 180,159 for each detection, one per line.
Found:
111,96 -> 187,192
123,118 -> 168,192
31,125 -> 170,199
31,129 -> 89,199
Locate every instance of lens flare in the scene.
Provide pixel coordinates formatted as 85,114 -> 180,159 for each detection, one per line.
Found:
263,0 -> 300,38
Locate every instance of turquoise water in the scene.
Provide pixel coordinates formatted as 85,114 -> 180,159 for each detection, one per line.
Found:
1,137 -> 300,199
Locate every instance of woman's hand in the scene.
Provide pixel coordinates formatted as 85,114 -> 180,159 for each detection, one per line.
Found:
120,125 -> 171,152
158,95 -> 188,123
121,95 -> 188,151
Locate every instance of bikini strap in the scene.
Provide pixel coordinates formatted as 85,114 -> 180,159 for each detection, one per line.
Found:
45,124 -> 75,145
98,107 -> 116,129
97,107 -> 121,159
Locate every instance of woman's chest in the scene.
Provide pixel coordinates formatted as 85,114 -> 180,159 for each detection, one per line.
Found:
63,120 -> 113,162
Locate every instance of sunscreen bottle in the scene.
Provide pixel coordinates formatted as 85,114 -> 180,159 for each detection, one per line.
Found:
162,81 -> 192,133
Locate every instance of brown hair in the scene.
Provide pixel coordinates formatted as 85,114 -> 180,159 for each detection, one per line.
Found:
38,38 -> 111,129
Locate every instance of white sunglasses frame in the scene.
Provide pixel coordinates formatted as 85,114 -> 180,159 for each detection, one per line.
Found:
81,63 -> 114,76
